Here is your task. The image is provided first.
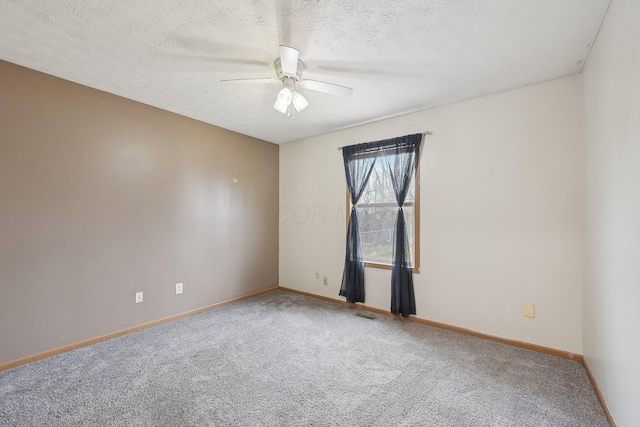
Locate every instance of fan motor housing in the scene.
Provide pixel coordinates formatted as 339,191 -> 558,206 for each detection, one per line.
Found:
275,58 -> 304,81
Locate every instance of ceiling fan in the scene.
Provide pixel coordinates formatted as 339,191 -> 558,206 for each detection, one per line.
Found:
221,46 -> 353,117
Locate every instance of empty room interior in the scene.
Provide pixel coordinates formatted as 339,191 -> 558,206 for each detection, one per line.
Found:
0,1 -> 638,426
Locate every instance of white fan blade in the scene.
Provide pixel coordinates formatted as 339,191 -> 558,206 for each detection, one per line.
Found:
220,78 -> 279,84
279,45 -> 299,76
299,79 -> 353,98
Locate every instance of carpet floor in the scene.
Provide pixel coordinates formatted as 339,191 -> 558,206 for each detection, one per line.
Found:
0,290 -> 608,426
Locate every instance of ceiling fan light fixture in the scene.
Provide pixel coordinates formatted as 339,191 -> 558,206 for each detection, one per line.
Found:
274,86 -> 292,114
292,91 -> 308,112
277,86 -> 292,105
274,97 -> 289,114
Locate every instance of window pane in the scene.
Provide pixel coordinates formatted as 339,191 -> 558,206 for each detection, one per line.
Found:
404,206 -> 415,264
359,159 -> 415,204
358,205 -> 415,266
360,161 -> 396,204
359,206 -> 396,264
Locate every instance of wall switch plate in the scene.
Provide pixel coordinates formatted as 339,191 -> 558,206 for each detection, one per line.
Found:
315,271 -> 320,280
135,291 -> 143,303
524,303 -> 535,318
175,283 -> 183,295
323,276 -> 328,286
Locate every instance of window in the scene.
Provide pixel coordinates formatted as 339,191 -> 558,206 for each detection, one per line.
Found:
349,151 -> 420,271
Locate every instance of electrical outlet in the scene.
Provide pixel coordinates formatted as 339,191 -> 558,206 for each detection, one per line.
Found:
323,276 -> 328,286
175,283 -> 183,295
315,271 -> 320,280
524,304 -> 535,318
135,291 -> 143,303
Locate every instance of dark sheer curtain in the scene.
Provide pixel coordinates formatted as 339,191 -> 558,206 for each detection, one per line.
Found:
340,145 -> 378,303
382,134 -> 422,317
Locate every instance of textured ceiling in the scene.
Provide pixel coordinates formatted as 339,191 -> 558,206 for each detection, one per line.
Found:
0,0 -> 610,144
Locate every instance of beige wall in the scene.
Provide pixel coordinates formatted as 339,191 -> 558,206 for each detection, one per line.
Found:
0,60 -> 279,365
582,0 -> 640,424
280,75 -> 584,354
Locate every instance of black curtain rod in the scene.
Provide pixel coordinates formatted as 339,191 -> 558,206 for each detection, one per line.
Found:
336,131 -> 432,151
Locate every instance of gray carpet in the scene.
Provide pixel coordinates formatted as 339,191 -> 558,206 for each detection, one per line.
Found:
0,290 -> 608,426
